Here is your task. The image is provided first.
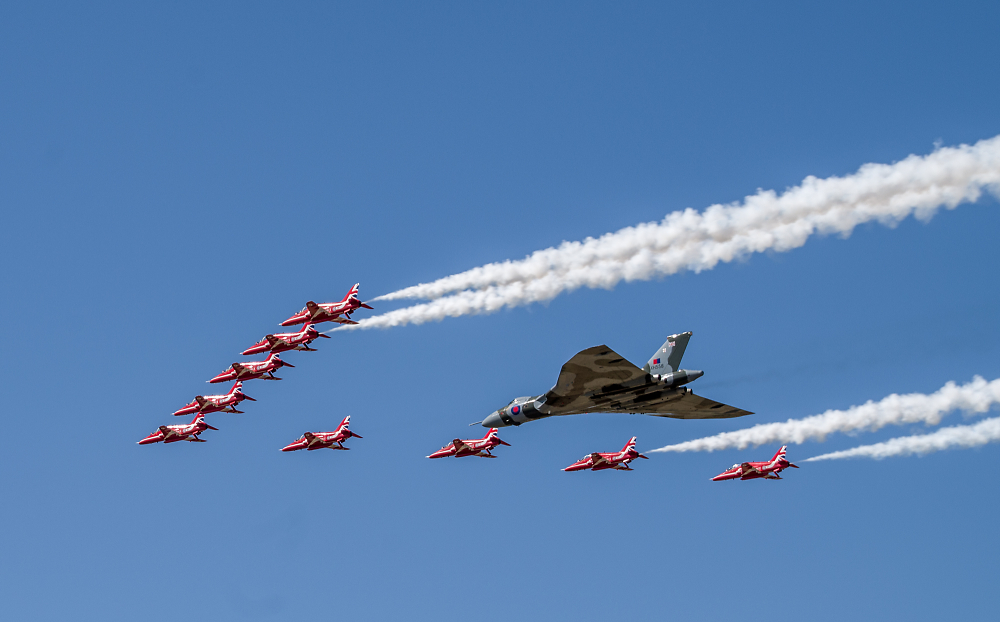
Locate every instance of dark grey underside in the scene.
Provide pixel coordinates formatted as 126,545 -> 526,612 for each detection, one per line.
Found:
540,345 -> 752,419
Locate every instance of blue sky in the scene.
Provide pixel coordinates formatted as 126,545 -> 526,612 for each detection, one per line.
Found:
2,2 -> 999,620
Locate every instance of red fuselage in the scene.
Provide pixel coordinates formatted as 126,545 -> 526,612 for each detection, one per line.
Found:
138,415 -> 218,445
281,285 -> 373,327
564,437 -> 648,471
172,382 -> 255,416
712,447 -> 799,481
427,429 -> 510,459
242,324 -> 328,356
281,416 -> 361,451
209,354 -> 294,383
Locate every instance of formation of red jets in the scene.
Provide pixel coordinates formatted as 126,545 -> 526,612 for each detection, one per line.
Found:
139,284 -> 372,449
139,283 -> 800,479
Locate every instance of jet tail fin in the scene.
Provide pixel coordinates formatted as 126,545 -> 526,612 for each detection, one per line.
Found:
343,283 -> 361,302
772,445 -> 788,463
642,332 -> 692,375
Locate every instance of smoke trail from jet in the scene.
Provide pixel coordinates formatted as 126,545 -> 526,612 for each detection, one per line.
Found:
339,135 -> 1000,330
803,416 -> 1000,461
647,376 -> 1000,454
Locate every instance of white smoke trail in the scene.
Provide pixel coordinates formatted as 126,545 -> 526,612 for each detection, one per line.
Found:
804,416 -> 1000,461
342,135 -> 1000,330
648,376 -> 1000,453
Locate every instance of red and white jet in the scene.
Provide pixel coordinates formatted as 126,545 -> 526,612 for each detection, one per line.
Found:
427,428 -> 510,459
280,283 -> 374,327
172,381 -> 255,416
242,323 -> 329,356
209,353 -> 294,384
138,414 -> 218,445
712,445 -> 800,481
280,416 -> 362,452
563,436 -> 649,471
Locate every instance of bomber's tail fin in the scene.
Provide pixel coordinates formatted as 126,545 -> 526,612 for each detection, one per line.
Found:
643,332 -> 692,375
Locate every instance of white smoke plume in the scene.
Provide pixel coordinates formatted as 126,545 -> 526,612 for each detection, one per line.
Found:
340,135 -> 1000,330
803,417 -> 1000,461
648,376 -> 1000,454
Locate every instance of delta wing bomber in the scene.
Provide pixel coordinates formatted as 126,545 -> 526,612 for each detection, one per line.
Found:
480,332 -> 752,428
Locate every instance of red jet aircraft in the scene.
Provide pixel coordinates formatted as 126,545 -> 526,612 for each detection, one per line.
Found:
209,353 -> 294,384
280,283 -> 374,327
138,414 -> 218,445
280,416 -> 362,452
427,428 -> 510,459
563,436 -> 650,471
242,323 -> 329,356
712,445 -> 800,481
172,381 -> 255,416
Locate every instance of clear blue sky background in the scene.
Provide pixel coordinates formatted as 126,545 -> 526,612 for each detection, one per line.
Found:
2,2 -> 998,620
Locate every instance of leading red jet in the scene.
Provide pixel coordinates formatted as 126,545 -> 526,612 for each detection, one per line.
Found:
712,445 -> 800,481
280,283 -> 374,327
427,428 -> 510,459
172,381 -> 255,416
280,416 -> 362,452
209,353 -> 294,384
563,436 -> 649,471
242,323 -> 329,356
138,414 -> 218,445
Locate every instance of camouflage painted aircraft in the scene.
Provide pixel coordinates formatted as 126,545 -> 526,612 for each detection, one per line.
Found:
712,445 -> 799,481
479,332 -> 752,428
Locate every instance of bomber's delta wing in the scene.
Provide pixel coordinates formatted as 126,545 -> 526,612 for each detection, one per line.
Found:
578,389 -> 752,419
543,345 -> 648,411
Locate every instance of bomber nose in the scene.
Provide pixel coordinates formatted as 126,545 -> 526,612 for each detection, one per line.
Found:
688,370 -> 704,381
481,411 -> 504,428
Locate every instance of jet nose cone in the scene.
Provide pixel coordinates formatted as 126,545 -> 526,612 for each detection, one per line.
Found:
482,412 -> 504,428
688,370 -> 704,381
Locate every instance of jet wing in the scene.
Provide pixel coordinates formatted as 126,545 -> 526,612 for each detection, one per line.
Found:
232,363 -> 247,374
452,439 -> 471,453
590,453 -> 606,467
543,345 -> 648,410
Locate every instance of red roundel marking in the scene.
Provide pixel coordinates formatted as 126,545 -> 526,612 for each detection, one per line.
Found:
511,405 -> 520,414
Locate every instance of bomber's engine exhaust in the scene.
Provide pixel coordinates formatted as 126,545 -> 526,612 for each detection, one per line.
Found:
652,369 -> 704,388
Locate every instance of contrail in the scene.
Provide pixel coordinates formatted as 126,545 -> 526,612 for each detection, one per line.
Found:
648,376 -> 1000,453
803,416 -> 1000,461
342,135 -> 1000,330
